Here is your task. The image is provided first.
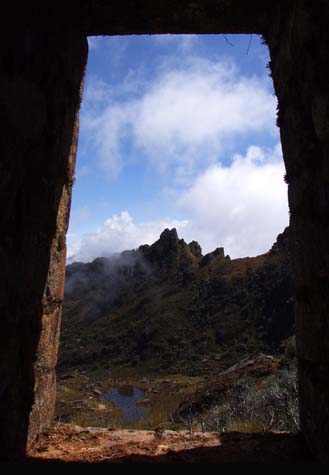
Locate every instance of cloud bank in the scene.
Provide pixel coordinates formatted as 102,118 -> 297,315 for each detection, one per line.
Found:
67,211 -> 188,263
71,39 -> 287,263
81,56 -> 277,178
68,144 -> 288,263
177,143 -> 288,257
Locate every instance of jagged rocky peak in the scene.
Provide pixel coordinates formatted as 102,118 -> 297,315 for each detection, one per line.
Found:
200,247 -> 226,267
188,240 -> 203,258
151,228 -> 186,255
138,228 -> 199,273
159,228 -> 179,245
157,229 -> 203,257
155,229 -> 205,261
144,228 -> 229,271
213,247 -> 225,258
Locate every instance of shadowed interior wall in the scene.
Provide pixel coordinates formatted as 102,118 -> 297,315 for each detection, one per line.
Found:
266,1 -> 329,461
0,26 -> 87,459
1,0 -> 329,462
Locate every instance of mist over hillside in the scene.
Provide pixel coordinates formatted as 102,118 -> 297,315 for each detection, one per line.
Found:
59,227 -> 294,375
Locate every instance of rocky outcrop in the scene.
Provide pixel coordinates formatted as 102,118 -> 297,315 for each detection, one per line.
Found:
200,247 -> 225,267
188,241 -> 203,259
174,355 -> 283,420
59,228 -> 294,376
139,229 -> 193,271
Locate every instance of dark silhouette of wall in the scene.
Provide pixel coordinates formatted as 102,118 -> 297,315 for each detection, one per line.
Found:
0,23 -> 87,459
266,1 -> 329,461
0,0 -> 328,462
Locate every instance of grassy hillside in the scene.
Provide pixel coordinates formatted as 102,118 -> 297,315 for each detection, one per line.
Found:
58,227 -> 294,377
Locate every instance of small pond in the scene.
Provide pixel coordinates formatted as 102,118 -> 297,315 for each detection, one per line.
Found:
100,386 -> 148,422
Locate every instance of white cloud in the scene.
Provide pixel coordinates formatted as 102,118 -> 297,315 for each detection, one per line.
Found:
73,42 -> 284,263
67,144 -> 288,263
81,56 -> 277,178
177,143 -> 288,257
134,63 -> 275,173
67,211 -> 188,263
83,76 -> 112,107
83,104 -> 135,177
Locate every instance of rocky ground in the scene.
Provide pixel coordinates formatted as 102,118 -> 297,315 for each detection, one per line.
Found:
174,354 -> 299,432
55,369 -> 203,429
27,423 -> 313,463
55,353 -> 298,433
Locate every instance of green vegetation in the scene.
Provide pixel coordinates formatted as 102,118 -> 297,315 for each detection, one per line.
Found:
59,227 -> 293,375
57,227 -> 295,431
173,358 -> 298,433
55,369 -> 203,429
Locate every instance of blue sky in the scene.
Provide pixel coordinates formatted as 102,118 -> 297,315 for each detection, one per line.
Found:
67,34 -> 289,263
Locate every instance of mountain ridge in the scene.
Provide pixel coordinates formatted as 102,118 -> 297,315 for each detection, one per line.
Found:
59,227 -> 293,376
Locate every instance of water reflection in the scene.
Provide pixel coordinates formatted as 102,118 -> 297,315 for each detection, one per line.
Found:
101,386 -> 147,422
118,385 -> 134,398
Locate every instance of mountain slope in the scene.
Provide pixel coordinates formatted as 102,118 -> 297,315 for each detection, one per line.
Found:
58,228 -> 294,376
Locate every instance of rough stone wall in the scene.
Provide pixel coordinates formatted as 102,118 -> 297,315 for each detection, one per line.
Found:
0,28 -> 87,459
1,0 -> 329,463
0,1 -> 269,460
266,0 -> 329,462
